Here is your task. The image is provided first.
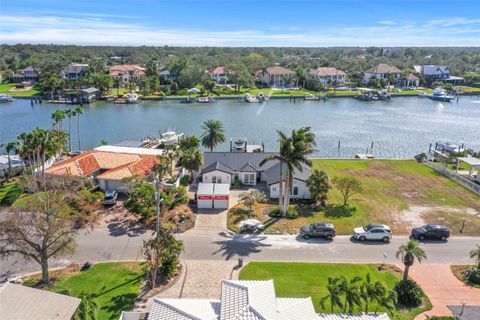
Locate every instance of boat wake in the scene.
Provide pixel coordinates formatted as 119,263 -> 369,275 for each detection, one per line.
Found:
256,101 -> 267,115
436,103 -> 445,112
471,100 -> 480,104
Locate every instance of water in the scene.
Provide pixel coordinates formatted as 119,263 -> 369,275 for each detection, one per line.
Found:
1,96 -> 479,158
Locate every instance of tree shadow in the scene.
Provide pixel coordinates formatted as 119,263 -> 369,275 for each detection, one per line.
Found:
212,233 -> 272,260
107,219 -> 148,237
101,292 -> 138,318
324,204 -> 357,218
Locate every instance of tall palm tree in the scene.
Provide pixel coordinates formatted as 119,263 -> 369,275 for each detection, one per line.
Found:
338,275 -> 362,314
51,109 -> 66,131
181,148 -> 204,177
361,274 -> 378,314
470,245 -> 480,269
1,142 -> 19,181
374,289 -> 397,315
320,276 -> 344,313
396,240 -> 427,281
200,119 -> 226,152
260,127 -> 316,215
113,77 -> 121,96
75,105 -> 84,151
65,109 -> 76,152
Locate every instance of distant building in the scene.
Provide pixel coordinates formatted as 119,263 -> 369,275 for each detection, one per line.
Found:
309,67 -> 347,86
109,65 -> 146,84
414,65 -> 463,85
80,87 -> 100,103
159,65 -> 176,82
398,73 -> 420,88
10,66 -> 40,83
363,64 -> 401,85
256,66 -> 296,87
0,282 -> 80,320
60,63 -> 88,81
211,66 -> 230,84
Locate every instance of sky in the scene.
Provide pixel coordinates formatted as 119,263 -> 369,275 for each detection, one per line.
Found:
0,0 -> 479,47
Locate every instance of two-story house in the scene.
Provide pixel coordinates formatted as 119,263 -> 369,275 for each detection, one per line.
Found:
60,63 -> 88,81
414,65 -> 463,85
362,64 -> 401,85
256,66 -> 296,88
309,67 -> 347,86
211,66 -> 230,84
109,65 -> 146,84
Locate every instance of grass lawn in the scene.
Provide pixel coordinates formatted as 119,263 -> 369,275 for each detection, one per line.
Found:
0,82 -> 41,96
25,262 -> 144,320
0,181 -> 23,206
450,265 -> 480,289
239,262 -> 431,320
228,160 -> 480,235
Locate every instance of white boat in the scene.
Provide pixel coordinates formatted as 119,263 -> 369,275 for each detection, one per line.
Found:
159,128 -> 184,145
428,88 -> 454,102
0,94 -> 14,103
126,92 -> 140,104
256,93 -> 269,102
197,96 -> 216,103
245,93 -> 259,103
233,138 -> 246,151
304,94 -> 320,101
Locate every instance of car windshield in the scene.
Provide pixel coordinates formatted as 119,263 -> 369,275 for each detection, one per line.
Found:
420,225 -> 429,231
364,224 -> 374,231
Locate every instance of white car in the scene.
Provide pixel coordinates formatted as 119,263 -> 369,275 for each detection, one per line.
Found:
353,224 -> 392,242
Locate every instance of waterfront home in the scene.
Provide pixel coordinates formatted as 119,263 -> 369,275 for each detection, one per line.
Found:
10,66 -> 40,83
0,282 -> 80,320
414,65 -> 463,85
309,67 -> 347,86
256,66 -> 296,87
60,63 -> 88,81
159,65 -> 176,82
45,146 -> 163,192
211,66 -> 230,84
266,162 -> 311,200
362,64 -> 401,85
120,279 -> 320,320
109,64 -> 146,84
398,73 -> 420,88
80,87 -> 100,103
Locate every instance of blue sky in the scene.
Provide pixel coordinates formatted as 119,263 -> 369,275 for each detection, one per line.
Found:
1,0 -> 479,46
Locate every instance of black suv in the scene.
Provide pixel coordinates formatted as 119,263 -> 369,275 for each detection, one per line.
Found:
299,223 -> 336,240
410,224 -> 450,241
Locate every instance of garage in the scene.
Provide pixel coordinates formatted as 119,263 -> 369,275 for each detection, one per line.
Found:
197,183 -> 214,209
213,183 -> 230,209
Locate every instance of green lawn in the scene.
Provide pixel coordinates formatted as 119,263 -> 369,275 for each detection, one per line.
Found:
239,262 -> 431,320
0,182 -> 23,206
0,82 -> 41,96
229,160 -> 480,235
26,262 -> 144,320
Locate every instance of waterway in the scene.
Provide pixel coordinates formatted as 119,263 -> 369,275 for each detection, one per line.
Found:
1,96 -> 479,158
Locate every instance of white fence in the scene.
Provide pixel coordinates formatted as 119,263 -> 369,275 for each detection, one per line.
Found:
424,161 -> 480,195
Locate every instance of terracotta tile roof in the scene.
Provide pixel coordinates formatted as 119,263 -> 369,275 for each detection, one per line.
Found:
310,67 -> 347,76
46,151 -> 157,181
212,66 -> 227,75
109,65 -> 146,76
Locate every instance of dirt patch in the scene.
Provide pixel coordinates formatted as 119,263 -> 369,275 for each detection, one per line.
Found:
95,202 -> 148,237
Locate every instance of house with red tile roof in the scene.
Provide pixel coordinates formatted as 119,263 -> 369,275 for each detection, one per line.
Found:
211,66 -> 230,84
256,66 -> 296,88
109,65 -> 146,85
45,149 -> 159,192
309,67 -> 347,86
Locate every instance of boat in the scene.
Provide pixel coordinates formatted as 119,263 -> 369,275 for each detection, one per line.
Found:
428,88 -> 454,102
197,96 -> 216,103
0,94 -> 14,103
304,94 -> 320,101
377,90 -> 391,100
256,93 -> 269,102
355,153 -> 375,159
126,92 -> 140,104
233,138 -> 246,151
159,128 -> 184,145
245,93 -> 259,103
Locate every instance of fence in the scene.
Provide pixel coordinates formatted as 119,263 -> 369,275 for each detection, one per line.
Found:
424,161 -> 480,195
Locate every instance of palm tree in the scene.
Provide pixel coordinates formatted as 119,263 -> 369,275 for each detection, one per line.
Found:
113,77 -> 121,96
260,127 -> 316,215
65,109 -> 76,152
360,274 -> 377,314
396,240 -> 427,281
469,245 -> 480,269
181,148 -> 204,177
200,119 -> 226,152
320,276 -> 344,313
374,289 -> 397,315
51,109 -> 66,131
1,142 -> 19,181
75,105 -> 84,151
338,275 -> 362,314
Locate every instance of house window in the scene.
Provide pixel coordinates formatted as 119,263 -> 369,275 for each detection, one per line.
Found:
212,176 -> 217,183
234,173 -> 239,180
217,176 -> 222,183
272,186 -> 277,192
292,186 -> 299,196
244,173 -> 255,184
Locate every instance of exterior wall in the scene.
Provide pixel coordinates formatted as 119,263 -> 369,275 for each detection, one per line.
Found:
202,170 -> 231,184
98,179 -> 126,192
240,172 -> 257,185
363,72 -> 401,84
310,74 -> 346,85
269,179 -> 311,199
212,74 -> 229,84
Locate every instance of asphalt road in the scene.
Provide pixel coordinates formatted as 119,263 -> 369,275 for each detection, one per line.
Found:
1,228 -> 479,279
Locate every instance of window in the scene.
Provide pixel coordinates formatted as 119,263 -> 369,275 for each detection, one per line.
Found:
217,176 -> 222,183
212,176 -> 217,183
272,186 -> 276,192
244,173 -> 255,184
292,186 -> 299,196
234,173 -> 239,180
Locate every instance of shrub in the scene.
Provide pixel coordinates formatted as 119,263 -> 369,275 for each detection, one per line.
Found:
394,279 -> 423,307
466,269 -> 480,284
124,182 -> 156,218
79,188 -> 104,204
286,207 -> 299,219
179,175 -> 190,186
269,207 -> 282,217
232,178 -> 243,187
165,204 -> 194,224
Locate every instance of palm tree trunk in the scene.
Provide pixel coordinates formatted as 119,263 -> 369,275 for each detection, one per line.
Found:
77,115 -> 81,151
279,161 -> 284,214
6,153 -> 11,182
42,152 -> 46,186
68,117 -> 72,152
403,264 -> 410,281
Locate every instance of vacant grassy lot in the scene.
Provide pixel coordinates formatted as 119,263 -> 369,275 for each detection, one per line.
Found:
0,83 -> 41,96
239,262 -> 431,320
25,262 -> 143,320
228,160 -> 480,235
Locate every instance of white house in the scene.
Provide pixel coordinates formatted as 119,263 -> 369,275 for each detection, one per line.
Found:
362,64 -> 401,85
266,162 -> 311,200
309,67 -> 347,86
211,66 -> 230,84
109,65 -> 146,84
414,65 -> 463,85
256,66 -> 296,87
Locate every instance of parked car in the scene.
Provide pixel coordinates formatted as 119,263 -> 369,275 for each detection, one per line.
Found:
353,224 -> 392,242
410,224 -> 450,241
103,190 -> 118,205
299,223 -> 336,240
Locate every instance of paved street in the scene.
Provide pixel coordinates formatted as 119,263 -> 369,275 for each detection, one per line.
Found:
1,227 -> 479,279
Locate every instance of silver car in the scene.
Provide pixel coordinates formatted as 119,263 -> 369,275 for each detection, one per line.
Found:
353,224 -> 392,242
103,190 -> 118,205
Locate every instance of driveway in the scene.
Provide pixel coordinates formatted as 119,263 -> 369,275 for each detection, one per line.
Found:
404,264 -> 480,318
187,209 -> 229,235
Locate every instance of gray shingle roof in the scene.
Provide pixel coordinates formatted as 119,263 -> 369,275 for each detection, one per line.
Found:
265,162 -> 311,185
0,283 -> 80,320
366,64 -> 401,74
203,152 -> 279,173
447,305 -> 480,320
202,160 -> 234,174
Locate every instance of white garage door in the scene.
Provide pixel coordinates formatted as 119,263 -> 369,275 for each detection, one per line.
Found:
197,195 -> 213,209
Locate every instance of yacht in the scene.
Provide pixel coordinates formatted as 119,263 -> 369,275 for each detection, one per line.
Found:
245,93 -> 259,103
197,96 -> 216,103
159,128 -> 184,145
428,88 -> 454,102
0,94 -> 14,103
233,138 -> 246,151
256,93 -> 269,102
126,92 -> 140,104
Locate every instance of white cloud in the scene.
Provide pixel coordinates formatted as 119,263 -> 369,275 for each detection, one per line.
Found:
0,15 -> 479,46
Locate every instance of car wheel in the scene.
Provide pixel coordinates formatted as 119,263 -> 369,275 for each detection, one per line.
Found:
441,235 -> 447,241
326,235 -> 332,240
382,236 -> 390,242
303,234 -> 310,240
419,235 -> 425,241
359,236 -> 366,241
409,235 -> 415,240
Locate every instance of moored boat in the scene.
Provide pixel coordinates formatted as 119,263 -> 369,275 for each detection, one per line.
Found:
0,94 -> 15,103
197,96 -> 216,103
245,93 -> 259,103
159,128 -> 184,145
428,88 -> 454,102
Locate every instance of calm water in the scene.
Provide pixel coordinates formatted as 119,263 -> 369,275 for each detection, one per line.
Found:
1,97 -> 480,158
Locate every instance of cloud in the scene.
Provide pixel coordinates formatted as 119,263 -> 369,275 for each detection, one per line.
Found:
0,15 -> 479,46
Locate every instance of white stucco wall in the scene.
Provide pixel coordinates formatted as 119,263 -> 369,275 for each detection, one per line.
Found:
98,179 -> 127,193
269,179 -> 311,199
202,170 -> 231,184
